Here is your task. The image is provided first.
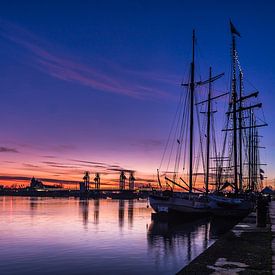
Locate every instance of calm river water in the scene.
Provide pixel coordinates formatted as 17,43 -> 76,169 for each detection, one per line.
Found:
0,196 -> 237,274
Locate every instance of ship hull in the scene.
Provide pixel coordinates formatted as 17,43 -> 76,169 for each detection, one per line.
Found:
149,193 -> 254,218
208,195 -> 254,217
149,192 -> 210,216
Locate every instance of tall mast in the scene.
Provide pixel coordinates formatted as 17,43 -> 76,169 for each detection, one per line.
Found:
255,128 -> 259,190
205,67 -> 212,194
232,34 -> 238,193
189,29 -> 195,193
238,72 -> 243,191
248,109 -> 252,190
252,117 -> 257,190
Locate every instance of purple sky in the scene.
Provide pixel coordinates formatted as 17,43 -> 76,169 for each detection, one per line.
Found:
0,0 -> 274,188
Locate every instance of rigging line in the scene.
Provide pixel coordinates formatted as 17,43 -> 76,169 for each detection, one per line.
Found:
182,82 -> 191,163
211,107 -> 218,188
159,88 -> 183,170
167,79 -> 190,173
182,102 -> 189,176
225,63 -> 236,184
176,95 -> 189,176
201,102 -> 208,172
174,78 -> 191,177
174,99 -> 186,179
196,41 -> 210,84
193,89 -> 205,185
219,101 -> 232,186
243,79 -> 267,125
235,49 -> 243,76
175,82 -> 190,173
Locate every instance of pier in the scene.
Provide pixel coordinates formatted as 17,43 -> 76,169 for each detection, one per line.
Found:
178,199 -> 273,274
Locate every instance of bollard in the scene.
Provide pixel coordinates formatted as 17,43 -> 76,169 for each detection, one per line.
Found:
256,196 -> 268,227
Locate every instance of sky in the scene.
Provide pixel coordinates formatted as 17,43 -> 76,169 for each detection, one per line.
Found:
0,0 -> 274,189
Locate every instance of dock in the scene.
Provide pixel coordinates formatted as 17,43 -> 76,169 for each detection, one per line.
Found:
0,188 -> 150,199
177,202 -> 273,274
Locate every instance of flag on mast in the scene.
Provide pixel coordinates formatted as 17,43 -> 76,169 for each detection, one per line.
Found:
230,20 -> 241,37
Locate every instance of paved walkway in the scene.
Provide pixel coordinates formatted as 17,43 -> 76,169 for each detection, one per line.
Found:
178,210 -> 272,274
270,201 -> 275,274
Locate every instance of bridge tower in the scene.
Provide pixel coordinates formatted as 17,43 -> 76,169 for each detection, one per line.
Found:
119,171 -> 126,190
94,173 -> 100,189
129,172 -> 135,190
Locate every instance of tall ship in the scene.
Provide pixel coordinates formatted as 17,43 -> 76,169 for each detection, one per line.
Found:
208,21 -> 267,216
149,29 -> 214,216
149,21 -> 267,217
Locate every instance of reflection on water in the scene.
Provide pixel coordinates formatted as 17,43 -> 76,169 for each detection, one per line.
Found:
128,200 -> 134,228
79,199 -> 89,228
0,197 -> 238,275
147,217 -> 237,270
118,199 -> 125,228
29,197 -> 38,211
94,199 -> 100,224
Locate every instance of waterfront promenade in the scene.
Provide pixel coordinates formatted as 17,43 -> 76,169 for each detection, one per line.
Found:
271,201 -> 275,274
178,202 -> 274,274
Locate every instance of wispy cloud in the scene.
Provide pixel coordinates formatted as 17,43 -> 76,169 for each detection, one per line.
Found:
0,146 -> 19,153
50,144 -> 76,153
42,161 -> 79,169
41,155 -> 57,159
23,163 -> 40,168
0,175 -> 79,185
70,158 -> 131,173
0,19 -> 178,100
69,159 -> 108,166
130,138 -> 163,151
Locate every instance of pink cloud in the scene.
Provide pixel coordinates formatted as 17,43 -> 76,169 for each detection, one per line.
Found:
0,19 -> 179,100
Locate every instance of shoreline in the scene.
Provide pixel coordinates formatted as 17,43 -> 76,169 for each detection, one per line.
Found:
177,207 -> 272,274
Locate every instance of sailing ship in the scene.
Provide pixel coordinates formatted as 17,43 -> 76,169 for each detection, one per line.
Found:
149,21 -> 267,217
149,30 -> 215,216
207,21 -> 267,216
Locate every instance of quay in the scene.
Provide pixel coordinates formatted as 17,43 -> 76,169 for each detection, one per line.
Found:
0,173 -> 152,199
0,188 -> 150,199
178,201 -> 274,274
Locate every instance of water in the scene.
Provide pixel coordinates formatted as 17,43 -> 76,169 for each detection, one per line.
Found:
0,196 -> 237,274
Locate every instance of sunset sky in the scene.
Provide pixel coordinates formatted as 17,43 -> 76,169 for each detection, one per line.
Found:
0,0 -> 274,188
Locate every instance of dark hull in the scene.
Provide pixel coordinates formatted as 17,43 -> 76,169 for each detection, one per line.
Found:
149,193 -> 210,216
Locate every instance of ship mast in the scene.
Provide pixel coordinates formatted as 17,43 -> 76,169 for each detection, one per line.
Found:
248,109 -> 252,190
231,33 -> 238,193
189,29 -> 195,193
238,72 -> 243,191
205,67 -> 212,194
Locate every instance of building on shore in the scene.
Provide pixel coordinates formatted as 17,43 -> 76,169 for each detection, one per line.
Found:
29,177 -> 60,190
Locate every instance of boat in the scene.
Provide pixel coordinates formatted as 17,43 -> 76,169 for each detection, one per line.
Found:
149,190 -> 209,215
208,194 -> 254,217
149,22 -> 267,218
149,30 -> 222,216
207,21 -> 267,217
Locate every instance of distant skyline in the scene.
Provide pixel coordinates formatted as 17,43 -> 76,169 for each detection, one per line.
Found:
0,0 -> 274,188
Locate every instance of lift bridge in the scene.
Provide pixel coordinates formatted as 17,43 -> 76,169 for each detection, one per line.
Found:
79,170 -> 136,193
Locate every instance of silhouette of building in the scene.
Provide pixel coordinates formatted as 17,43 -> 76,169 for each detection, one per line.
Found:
129,172 -> 135,190
94,173 -> 100,189
119,171 -> 126,190
80,171 -> 90,192
29,177 -> 62,190
30,177 -> 44,189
